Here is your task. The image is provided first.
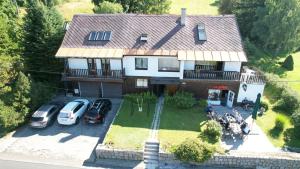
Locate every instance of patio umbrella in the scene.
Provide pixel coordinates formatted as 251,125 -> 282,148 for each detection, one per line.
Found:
252,93 -> 261,120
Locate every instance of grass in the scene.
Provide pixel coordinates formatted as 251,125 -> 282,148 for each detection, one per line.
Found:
57,0 -> 94,21
170,0 -> 219,15
255,87 -> 300,148
158,104 -> 208,152
282,52 -> 300,95
104,99 -> 156,150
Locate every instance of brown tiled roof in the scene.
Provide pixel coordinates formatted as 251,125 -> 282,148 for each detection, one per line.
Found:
61,14 -> 244,52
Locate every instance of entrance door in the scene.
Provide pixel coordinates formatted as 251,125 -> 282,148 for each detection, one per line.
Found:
101,59 -> 110,76
153,84 -> 165,96
88,59 -> 97,75
227,90 -> 235,108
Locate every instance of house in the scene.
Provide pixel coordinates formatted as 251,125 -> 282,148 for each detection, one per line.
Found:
55,8 -> 265,107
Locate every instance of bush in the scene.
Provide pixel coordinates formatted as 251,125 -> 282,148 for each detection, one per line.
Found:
0,101 -> 21,131
282,55 -> 294,71
292,109 -> 300,128
30,81 -> 56,111
173,91 -> 196,109
274,88 -> 300,114
199,99 -> 207,108
260,100 -> 269,112
200,120 -> 223,143
174,138 -> 215,163
93,1 -> 123,14
274,116 -> 286,132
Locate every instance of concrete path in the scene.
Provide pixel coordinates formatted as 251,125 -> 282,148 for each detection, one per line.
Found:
149,96 -> 164,139
212,106 -> 279,152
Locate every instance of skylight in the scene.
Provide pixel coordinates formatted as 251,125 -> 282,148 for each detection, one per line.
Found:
197,23 -> 207,41
140,33 -> 148,42
88,31 -> 112,41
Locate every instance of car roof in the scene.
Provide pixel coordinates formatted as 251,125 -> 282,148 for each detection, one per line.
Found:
61,101 -> 82,112
32,105 -> 56,117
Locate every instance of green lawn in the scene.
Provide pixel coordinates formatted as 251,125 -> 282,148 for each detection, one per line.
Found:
283,52 -> 300,95
158,104 -> 208,152
104,100 -> 156,150
255,86 -> 300,148
57,0 -> 94,21
170,0 -> 219,15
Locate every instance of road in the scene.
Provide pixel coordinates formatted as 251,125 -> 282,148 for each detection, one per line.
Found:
0,159 -> 130,169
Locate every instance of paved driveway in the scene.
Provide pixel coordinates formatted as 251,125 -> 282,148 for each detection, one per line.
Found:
0,97 -> 122,163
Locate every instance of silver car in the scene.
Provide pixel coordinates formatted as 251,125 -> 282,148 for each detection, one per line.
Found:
30,102 -> 64,128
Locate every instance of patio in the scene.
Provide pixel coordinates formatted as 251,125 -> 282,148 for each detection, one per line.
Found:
211,106 -> 280,152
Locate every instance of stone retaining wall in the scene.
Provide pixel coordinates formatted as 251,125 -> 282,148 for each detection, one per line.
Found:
95,144 -> 143,161
159,150 -> 300,169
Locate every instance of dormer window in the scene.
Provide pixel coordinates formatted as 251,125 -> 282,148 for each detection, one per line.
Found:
197,23 -> 207,41
88,31 -> 112,41
140,33 -> 148,42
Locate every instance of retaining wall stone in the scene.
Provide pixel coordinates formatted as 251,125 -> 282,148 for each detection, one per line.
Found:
95,144 -> 143,161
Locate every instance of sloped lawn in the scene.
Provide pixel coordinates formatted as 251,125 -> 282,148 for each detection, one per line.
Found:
170,0 -> 219,15
104,100 -> 156,150
158,104 -> 208,152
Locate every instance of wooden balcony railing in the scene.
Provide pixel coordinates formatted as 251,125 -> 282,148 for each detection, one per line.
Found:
240,73 -> 266,84
184,70 -> 241,81
64,69 -> 123,79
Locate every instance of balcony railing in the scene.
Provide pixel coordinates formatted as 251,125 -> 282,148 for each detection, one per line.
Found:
64,68 -> 123,79
240,73 -> 266,84
184,70 -> 241,81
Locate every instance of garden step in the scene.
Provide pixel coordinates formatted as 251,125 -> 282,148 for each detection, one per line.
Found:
144,159 -> 158,164
145,144 -> 159,148
144,151 -> 158,156
144,147 -> 159,152
144,155 -> 159,160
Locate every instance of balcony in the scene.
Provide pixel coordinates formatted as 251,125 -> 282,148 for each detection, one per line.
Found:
183,70 -> 241,81
62,68 -> 124,82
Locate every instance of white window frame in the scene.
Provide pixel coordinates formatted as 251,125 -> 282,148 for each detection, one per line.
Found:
136,79 -> 148,88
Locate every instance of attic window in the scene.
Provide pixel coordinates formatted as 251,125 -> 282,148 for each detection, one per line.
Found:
140,33 -> 148,42
88,31 -> 112,41
197,23 -> 207,41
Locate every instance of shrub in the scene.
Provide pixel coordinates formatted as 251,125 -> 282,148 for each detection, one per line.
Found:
282,55 -> 294,71
260,100 -> 269,112
0,102 -> 21,131
199,99 -> 207,108
292,109 -> 300,128
172,91 -> 196,109
174,138 -> 215,163
200,120 -> 223,143
93,1 -> 123,14
274,115 -> 286,132
274,88 -> 300,114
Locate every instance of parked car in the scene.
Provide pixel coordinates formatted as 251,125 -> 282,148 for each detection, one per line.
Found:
30,102 -> 65,128
84,99 -> 112,124
57,99 -> 90,125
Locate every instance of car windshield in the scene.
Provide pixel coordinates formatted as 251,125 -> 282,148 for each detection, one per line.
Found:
31,117 -> 44,122
86,109 -> 99,117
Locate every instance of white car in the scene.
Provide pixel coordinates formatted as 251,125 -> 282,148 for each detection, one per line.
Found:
57,99 -> 90,125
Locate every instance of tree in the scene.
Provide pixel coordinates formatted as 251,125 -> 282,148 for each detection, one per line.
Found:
22,0 -> 64,81
219,0 -> 238,14
282,55 -> 294,71
251,0 -> 300,54
12,72 -> 31,121
94,1 -> 123,14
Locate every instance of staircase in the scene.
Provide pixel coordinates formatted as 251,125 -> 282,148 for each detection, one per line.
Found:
143,139 -> 159,169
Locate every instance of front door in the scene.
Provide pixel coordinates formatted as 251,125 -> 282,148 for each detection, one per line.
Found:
88,59 -> 96,75
101,59 -> 110,76
227,90 -> 235,108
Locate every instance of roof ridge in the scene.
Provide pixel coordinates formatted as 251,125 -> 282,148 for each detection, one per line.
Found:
72,13 -> 236,18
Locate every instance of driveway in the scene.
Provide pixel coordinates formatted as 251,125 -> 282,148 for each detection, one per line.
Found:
0,97 -> 122,164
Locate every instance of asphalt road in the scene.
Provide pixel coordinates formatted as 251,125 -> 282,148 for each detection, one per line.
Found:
0,159 -> 130,169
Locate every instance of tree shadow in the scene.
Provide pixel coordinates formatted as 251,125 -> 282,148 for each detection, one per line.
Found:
268,126 -> 283,139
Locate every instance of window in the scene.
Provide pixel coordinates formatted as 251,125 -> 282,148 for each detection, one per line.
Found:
208,89 -> 220,101
195,61 -> 218,71
47,107 -> 57,117
135,58 -> 148,70
73,103 -> 83,113
158,58 -> 180,72
136,79 -> 148,88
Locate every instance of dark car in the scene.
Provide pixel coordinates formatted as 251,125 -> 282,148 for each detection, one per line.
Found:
30,102 -> 65,128
84,99 -> 112,124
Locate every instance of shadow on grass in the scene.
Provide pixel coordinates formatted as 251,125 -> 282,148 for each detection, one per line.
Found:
210,0 -> 220,7
268,126 -> 283,139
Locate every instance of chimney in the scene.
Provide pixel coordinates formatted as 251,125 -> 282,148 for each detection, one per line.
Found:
180,8 -> 186,26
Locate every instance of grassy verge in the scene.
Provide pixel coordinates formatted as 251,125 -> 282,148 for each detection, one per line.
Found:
158,104 -> 208,152
170,0 -> 219,15
282,52 -> 300,95
104,99 -> 156,150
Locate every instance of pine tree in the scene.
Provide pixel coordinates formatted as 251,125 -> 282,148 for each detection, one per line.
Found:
22,0 -> 64,81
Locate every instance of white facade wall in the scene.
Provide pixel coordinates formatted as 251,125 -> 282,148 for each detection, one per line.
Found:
95,59 -> 101,69
237,83 -> 265,102
223,62 -> 242,72
123,56 -> 183,78
68,58 -> 88,69
184,61 -> 195,70
110,59 -> 122,70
